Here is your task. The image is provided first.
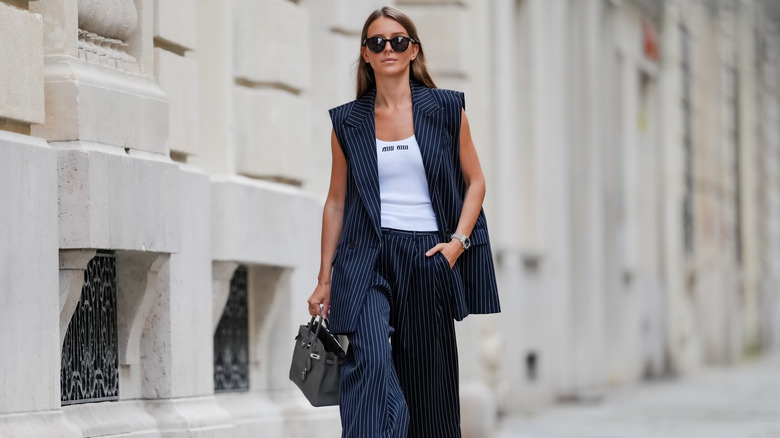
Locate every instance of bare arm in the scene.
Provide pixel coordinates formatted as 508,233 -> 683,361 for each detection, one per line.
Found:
425,110 -> 486,266
307,129 -> 347,317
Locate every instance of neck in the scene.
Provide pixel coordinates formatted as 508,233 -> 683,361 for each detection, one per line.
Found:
374,73 -> 411,109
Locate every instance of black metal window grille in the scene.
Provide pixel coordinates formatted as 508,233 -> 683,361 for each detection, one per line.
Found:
681,23 -> 695,256
61,250 -> 119,405
214,265 -> 250,393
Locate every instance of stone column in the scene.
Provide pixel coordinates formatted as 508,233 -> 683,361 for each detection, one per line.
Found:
0,133 -> 59,416
612,2 -> 645,384
735,0 -> 762,355
526,0 -> 574,401
757,10 -> 780,351
567,0 -> 608,397
659,0 -> 701,376
491,0 -> 521,251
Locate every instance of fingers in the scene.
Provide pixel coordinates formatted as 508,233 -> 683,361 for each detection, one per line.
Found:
307,295 -> 330,318
426,242 -> 458,268
307,296 -> 320,317
425,243 -> 446,257
309,303 -> 329,318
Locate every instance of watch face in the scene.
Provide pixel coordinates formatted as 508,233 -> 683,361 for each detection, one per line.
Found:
463,237 -> 471,249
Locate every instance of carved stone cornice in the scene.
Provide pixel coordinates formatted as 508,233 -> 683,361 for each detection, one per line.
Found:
77,29 -> 137,72
78,0 -> 138,41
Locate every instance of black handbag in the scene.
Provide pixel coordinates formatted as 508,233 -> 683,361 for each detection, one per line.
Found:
289,315 -> 346,406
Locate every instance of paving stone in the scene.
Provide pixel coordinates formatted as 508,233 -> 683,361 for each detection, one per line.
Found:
497,354 -> 780,438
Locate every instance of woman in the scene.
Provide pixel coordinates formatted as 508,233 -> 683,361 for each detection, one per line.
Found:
307,6 -> 500,437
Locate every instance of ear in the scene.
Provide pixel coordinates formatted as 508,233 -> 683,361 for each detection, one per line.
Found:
410,43 -> 420,61
361,46 -> 370,63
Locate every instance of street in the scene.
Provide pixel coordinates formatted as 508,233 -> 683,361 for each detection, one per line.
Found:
497,354 -> 780,438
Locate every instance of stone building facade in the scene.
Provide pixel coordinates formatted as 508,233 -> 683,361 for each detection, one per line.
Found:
0,0 -> 778,437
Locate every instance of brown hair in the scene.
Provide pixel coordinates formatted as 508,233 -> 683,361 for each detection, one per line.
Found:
356,6 -> 437,99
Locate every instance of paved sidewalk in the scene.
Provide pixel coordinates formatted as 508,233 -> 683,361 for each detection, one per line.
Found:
496,354 -> 780,438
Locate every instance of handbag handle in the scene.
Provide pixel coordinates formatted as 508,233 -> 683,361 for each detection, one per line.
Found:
299,315 -> 328,381
302,315 -> 330,349
303,302 -> 330,347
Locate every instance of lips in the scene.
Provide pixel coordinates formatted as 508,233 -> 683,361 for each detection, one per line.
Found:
381,58 -> 398,63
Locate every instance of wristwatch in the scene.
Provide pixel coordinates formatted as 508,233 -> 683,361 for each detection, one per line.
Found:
450,233 -> 471,250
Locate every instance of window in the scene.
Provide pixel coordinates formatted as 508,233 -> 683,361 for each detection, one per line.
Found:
214,265 -> 250,392
60,251 -> 119,405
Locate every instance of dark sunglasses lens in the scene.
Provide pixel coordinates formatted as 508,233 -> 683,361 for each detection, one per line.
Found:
367,37 -> 385,53
390,37 -> 410,52
365,36 -> 412,53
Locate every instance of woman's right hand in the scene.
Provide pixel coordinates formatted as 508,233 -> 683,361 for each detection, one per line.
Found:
307,282 -> 331,318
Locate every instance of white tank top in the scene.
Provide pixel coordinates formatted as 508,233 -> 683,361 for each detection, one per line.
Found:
376,135 -> 438,231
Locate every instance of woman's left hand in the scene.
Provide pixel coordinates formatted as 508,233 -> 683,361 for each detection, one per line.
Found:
425,239 -> 464,269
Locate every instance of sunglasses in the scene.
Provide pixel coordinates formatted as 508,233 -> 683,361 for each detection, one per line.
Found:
363,36 -> 417,53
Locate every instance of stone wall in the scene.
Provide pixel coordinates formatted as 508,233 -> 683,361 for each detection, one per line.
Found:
1,1 -> 778,437
757,6 -> 780,351
0,0 -> 330,436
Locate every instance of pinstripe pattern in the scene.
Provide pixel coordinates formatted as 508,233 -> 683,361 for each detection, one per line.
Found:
327,81 -> 500,335
340,281 -> 409,437
340,229 -> 461,438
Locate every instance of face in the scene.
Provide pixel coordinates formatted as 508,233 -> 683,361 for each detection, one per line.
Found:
362,16 -> 419,78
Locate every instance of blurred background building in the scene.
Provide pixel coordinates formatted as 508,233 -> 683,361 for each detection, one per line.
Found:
1,0 -> 778,437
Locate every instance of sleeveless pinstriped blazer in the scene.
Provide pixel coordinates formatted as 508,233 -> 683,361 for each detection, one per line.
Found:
327,80 -> 501,334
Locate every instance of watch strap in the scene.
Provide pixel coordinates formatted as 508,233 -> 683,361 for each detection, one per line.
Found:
450,233 -> 470,250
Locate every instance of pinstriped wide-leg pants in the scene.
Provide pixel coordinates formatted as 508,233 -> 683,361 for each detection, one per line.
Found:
340,229 -> 461,438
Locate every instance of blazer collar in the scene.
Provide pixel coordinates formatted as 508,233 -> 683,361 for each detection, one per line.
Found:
410,80 -> 440,117
344,80 -> 440,128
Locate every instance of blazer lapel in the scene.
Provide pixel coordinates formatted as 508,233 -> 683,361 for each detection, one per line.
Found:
344,88 -> 382,240
411,81 -> 444,224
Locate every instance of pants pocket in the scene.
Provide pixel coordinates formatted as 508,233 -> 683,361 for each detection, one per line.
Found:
433,252 -> 468,321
